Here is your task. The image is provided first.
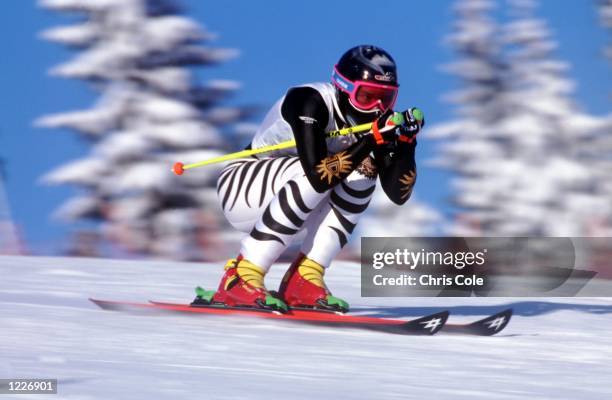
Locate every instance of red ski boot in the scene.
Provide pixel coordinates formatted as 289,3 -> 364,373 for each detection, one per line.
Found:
204,257 -> 287,312
278,254 -> 349,312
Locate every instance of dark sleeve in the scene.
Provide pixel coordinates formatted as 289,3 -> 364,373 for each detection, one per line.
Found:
374,141 -> 417,205
281,86 -> 374,193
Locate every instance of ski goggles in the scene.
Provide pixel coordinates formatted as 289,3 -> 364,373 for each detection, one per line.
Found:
332,66 -> 399,111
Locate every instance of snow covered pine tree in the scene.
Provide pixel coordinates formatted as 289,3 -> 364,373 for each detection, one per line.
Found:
37,0 -> 254,259
429,0 -> 611,237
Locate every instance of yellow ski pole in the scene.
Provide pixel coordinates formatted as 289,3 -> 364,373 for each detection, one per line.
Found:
172,113 -> 405,175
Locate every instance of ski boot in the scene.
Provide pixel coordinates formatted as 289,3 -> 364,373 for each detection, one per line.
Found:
278,254 -> 349,313
195,257 -> 287,312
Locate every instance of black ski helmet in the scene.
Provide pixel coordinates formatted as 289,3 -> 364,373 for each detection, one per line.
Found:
332,45 -> 399,125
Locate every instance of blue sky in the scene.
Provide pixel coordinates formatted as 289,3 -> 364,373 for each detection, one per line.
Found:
0,0 -> 609,254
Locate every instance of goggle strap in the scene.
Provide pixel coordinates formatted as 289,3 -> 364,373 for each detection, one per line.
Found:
332,68 -> 355,93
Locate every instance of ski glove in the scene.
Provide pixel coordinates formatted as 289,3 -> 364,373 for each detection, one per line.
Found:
368,109 -> 400,147
397,107 -> 425,145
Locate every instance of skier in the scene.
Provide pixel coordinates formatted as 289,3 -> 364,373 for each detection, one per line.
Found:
196,45 -> 424,312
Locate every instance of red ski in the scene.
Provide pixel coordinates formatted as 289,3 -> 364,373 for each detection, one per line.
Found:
90,298 -> 448,335
152,300 -> 511,336
89,299 -> 512,336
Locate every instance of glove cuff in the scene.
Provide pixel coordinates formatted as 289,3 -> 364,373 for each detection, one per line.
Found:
371,119 -> 386,145
398,134 -> 416,144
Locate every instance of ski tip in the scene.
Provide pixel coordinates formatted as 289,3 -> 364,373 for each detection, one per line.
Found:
89,298 -> 116,310
468,308 -> 513,336
90,298 -> 153,313
89,298 -> 102,306
403,310 -> 450,335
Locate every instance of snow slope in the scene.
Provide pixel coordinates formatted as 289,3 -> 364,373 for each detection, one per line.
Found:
1,255 -> 611,399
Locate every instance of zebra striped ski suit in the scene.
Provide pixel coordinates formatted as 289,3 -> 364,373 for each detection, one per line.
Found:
216,82 -> 417,271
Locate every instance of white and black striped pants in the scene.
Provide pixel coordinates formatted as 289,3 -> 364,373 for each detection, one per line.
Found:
216,156 -> 376,270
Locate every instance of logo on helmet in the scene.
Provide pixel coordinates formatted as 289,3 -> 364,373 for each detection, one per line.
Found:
374,73 -> 395,82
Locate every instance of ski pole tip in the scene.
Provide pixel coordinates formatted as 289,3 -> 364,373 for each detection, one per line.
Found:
173,162 -> 185,176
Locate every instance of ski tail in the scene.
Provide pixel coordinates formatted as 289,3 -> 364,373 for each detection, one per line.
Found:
389,310 -> 449,335
341,311 -> 449,335
443,308 -> 513,336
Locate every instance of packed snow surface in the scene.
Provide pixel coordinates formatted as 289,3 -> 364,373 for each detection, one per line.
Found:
1,256 -> 611,399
